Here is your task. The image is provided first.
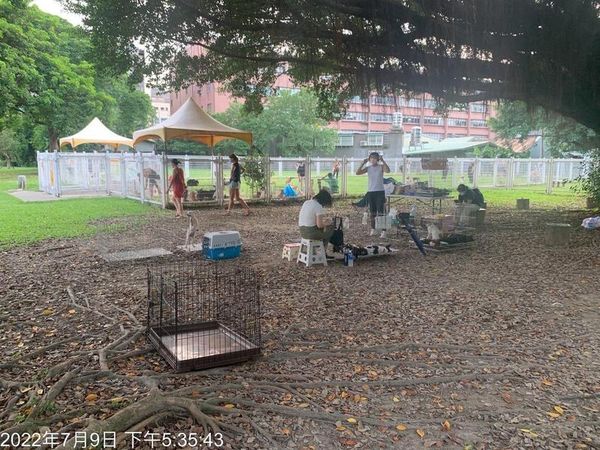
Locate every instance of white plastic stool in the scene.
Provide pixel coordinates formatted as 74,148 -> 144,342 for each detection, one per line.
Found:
282,243 -> 301,261
297,239 -> 327,267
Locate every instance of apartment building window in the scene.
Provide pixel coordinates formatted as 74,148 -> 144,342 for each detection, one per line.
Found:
423,116 -> 443,125
406,98 -> 422,108
403,115 -> 421,124
423,99 -> 437,109
350,96 -> 367,104
470,103 -> 487,113
447,118 -> 468,127
362,133 -> 384,146
470,119 -> 487,128
342,111 -> 367,121
371,113 -> 393,122
371,96 -> 396,105
423,133 -> 444,141
337,134 -> 354,147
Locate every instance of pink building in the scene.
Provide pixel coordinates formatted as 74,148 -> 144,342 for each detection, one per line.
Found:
170,47 -> 495,151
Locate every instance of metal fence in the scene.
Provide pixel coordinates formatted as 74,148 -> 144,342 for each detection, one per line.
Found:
37,151 -> 584,207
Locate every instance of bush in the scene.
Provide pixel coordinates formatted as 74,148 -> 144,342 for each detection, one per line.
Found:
575,150 -> 600,203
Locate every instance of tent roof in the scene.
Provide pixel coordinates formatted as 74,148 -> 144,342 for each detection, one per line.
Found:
132,98 -> 252,147
59,118 -> 133,148
403,136 -> 493,155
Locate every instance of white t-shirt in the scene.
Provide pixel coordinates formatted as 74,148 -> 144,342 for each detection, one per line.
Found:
367,164 -> 384,192
298,199 -> 324,227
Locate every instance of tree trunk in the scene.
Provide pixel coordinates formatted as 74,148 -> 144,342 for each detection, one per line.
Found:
49,129 -> 59,151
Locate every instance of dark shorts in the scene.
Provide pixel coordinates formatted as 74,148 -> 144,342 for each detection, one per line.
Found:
366,190 -> 386,216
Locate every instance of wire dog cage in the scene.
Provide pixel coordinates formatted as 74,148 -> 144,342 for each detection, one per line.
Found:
147,263 -> 261,372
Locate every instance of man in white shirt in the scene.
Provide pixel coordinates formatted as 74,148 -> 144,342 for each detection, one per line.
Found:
356,152 -> 390,238
298,189 -> 334,248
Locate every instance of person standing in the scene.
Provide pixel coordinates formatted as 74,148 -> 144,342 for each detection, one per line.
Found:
226,154 -> 250,216
356,152 -> 390,238
332,159 -> 341,178
296,160 -> 306,184
167,159 -> 186,218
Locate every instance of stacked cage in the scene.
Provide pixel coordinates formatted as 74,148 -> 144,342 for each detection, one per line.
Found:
147,263 -> 261,372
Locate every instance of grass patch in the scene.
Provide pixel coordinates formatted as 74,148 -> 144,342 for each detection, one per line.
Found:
0,167 -> 163,249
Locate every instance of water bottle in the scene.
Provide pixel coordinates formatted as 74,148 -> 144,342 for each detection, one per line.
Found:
347,251 -> 354,267
343,248 -> 349,266
409,205 -> 417,225
362,211 -> 368,225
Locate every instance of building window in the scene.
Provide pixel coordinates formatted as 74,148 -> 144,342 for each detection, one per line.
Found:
371,96 -> 396,106
362,133 -> 384,146
470,119 -> 487,128
350,96 -> 367,104
423,99 -> 437,109
403,115 -> 421,124
337,134 -> 354,147
342,111 -> 367,121
469,103 -> 487,113
423,116 -> 443,125
423,133 -> 444,141
371,113 -> 393,122
406,98 -> 423,108
447,118 -> 468,127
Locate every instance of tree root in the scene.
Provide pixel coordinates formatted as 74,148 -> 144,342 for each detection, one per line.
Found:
28,367 -> 81,420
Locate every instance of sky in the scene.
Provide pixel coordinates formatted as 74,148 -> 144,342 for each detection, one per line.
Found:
31,0 -> 83,25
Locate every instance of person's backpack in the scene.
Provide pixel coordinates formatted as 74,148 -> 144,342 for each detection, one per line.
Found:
472,188 -> 485,207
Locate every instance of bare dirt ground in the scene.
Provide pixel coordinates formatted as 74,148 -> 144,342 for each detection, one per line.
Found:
1,201 -> 599,450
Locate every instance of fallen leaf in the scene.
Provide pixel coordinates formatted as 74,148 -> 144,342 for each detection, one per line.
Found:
298,403 -> 309,408
42,309 -> 53,316
501,392 -> 513,404
281,428 -> 291,436
85,393 -> 98,402
347,417 -> 357,424
336,426 -> 347,431
416,429 -> 425,438
110,397 -> 125,404
339,438 -> 358,447
553,405 -> 565,415
68,309 -> 76,314
395,424 -> 407,431
224,403 -> 235,409
282,393 -> 293,401
541,379 -> 553,386
442,420 -> 451,431
393,396 -> 400,403
547,412 -> 561,419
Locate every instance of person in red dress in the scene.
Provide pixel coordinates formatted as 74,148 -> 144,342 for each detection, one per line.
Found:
167,159 -> 186,218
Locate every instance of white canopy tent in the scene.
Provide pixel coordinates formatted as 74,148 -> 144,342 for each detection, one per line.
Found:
132,98 -> 252,147
59,117 -> 133,149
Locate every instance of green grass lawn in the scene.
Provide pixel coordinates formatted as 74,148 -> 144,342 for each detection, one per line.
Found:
185,167 -> 584,208
0,167 -> 163,249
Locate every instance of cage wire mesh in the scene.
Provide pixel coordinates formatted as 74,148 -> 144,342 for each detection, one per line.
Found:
147,262 -> 261,372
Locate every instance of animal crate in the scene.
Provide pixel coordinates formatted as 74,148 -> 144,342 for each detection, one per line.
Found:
147,263 -> 261,372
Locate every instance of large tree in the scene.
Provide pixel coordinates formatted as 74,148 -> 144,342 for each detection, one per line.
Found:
0,1 -> 154,153
214,90 -> 337,156
489,101 -> 598,157
68,0 -> 600,131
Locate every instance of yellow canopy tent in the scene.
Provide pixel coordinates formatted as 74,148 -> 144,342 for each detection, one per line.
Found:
59,117 -> 133,149
132,98 -> 252,147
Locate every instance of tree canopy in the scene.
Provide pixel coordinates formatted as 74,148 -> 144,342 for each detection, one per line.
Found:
0,0 -> 153,161
489,101 -> 598,157
69,0 -> 600,132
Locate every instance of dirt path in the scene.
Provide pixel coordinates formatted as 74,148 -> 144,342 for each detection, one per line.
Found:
1,203 -> 599,449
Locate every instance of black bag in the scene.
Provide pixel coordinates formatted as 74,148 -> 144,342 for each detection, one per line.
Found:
472,188 -> 485,207
187,178 -> 199,186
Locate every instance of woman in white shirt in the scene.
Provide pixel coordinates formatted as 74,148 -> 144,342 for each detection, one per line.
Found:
298,189 -> 334,247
